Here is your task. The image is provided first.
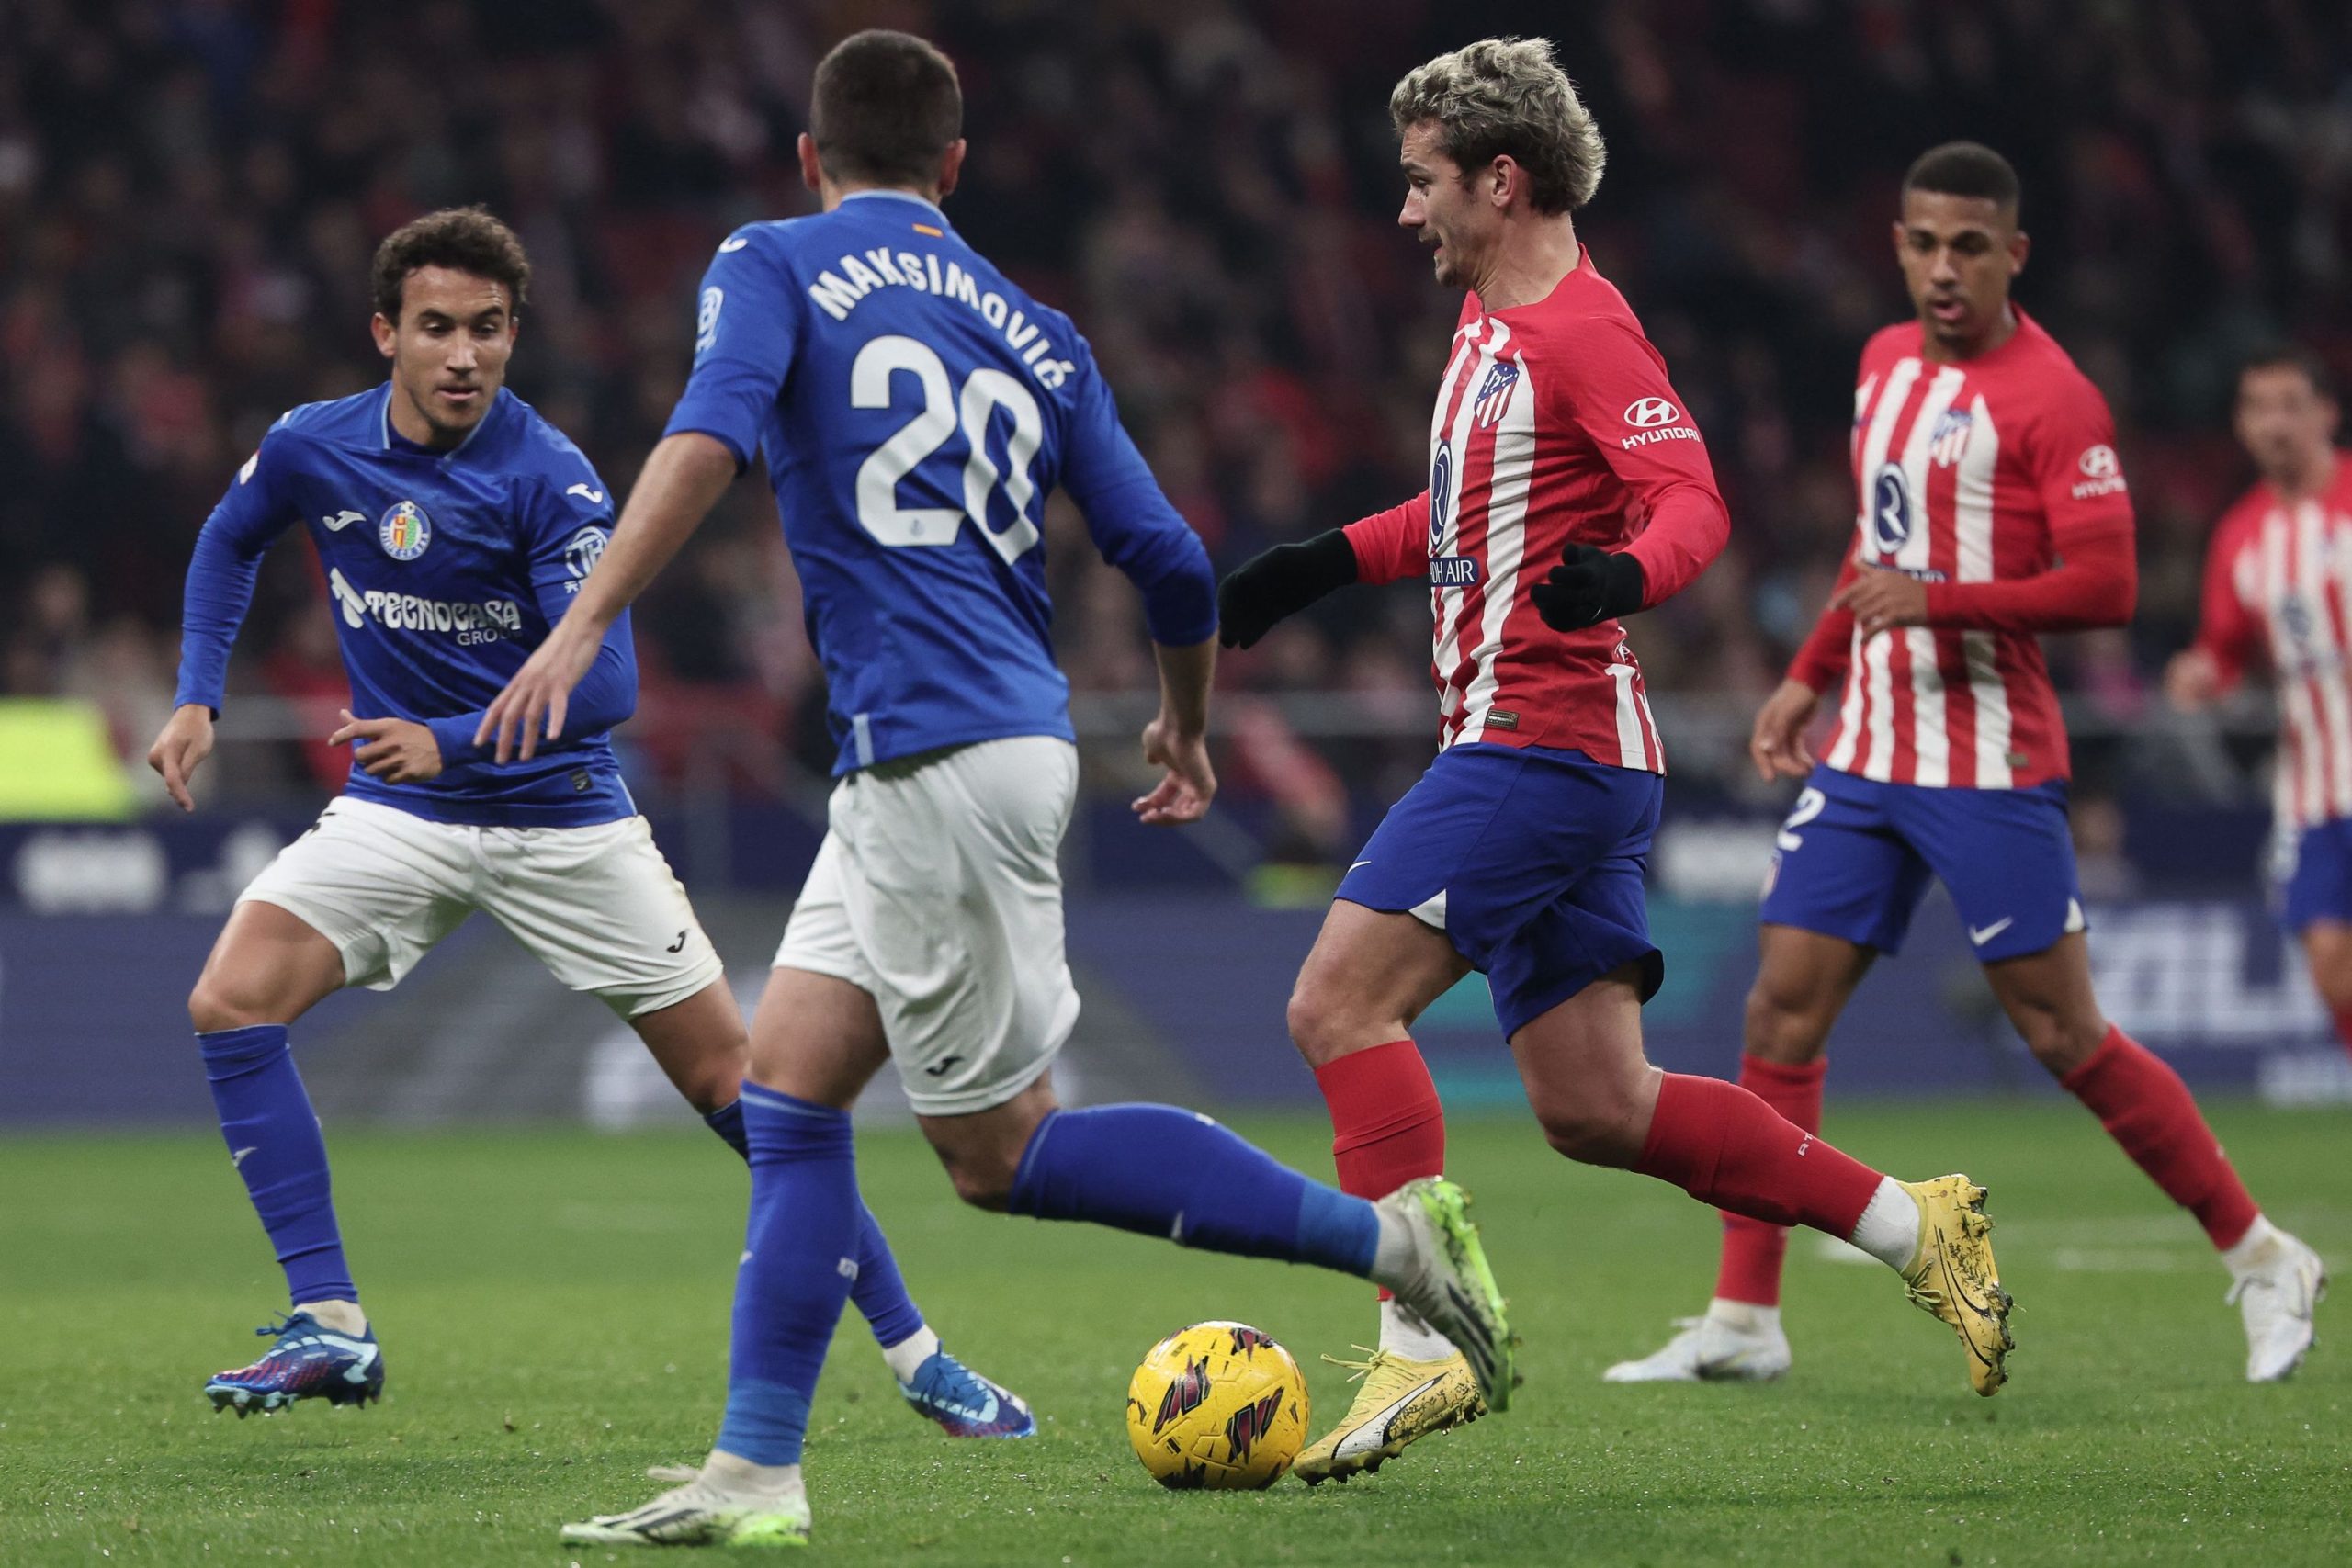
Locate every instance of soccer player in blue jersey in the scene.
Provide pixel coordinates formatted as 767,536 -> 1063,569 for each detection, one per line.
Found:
149,207 -> 1031,1438
481,32 -> 1514,1549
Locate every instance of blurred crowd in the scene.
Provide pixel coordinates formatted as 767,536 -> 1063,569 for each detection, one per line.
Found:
2,0 -> 2346,812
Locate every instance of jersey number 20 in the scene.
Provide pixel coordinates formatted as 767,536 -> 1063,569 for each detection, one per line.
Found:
852,334 -> 1043,563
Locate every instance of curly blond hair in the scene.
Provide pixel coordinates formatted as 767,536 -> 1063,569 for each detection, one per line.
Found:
1389,37 -> 1604,214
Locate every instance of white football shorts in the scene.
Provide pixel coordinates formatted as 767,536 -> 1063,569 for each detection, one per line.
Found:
775,734 -> 1081,1117
239,795 -> 724,1019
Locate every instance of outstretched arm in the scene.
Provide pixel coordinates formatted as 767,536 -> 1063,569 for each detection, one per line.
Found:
477,432 -> 734,761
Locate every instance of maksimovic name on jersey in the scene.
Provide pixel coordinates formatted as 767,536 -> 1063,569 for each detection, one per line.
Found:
804,247 -> 1078,389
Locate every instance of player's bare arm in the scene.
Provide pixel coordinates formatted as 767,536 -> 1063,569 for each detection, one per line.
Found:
147,703 -> 218,812
478,430 -> 736,761
1134,638 -> 1216,826
2163,647 -> 2223,712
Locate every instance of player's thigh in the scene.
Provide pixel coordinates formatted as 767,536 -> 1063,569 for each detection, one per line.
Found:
1758,770 -> 1931,956
189,899 -> 350,1029
229,795 -> 474,998
1746,923 -> 1877,1062
478,814 -> 724,1020
746,964 -> 889,1109
627,977 -> 751,1115
2301,920 -> 2352,1011
828,738 -> 1081,1119
1287,899 -> 1471,1066
1506,963 -> 1657,1167
1904,780 -> 2086,966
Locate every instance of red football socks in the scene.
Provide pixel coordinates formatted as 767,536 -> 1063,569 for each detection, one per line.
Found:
2332,1006 -> 2352,1065
1315,1039 -> 1445,1197
1636,1071 -> 1880,1238
2060,1025 -> 2259,1249
1315,1040 -> 1445,1303
1712,1056 -> 1827,1306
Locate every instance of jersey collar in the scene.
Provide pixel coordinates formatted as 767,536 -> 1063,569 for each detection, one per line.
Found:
838,187 -> 950,225
378,381 -> 507,460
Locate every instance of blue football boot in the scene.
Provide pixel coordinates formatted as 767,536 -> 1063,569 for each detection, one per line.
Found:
899,1347 -> 1035,1438
204,1311 -> 384,1416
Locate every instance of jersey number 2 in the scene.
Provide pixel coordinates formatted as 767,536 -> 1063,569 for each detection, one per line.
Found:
852,335 -> 1043,563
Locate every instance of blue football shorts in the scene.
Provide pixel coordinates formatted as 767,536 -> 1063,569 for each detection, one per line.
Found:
1758,762 -> 2086,962
2280,817 -> 2352,935
1336,741 -> 1664,1039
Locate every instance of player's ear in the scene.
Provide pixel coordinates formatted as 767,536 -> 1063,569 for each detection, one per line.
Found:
2007,226 -> 2030,277
369,312 -> 396,360
797,132 -> 823,196
936,140 -> 967,201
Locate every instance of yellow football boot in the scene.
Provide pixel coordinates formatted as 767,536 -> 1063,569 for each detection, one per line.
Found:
1898,1174 -> 2014,1396
1292,1348 -> 1486,1485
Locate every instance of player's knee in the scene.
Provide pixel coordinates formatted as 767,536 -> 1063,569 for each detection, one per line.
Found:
1284,975 -> 1349,1066
187,975 -> 272,1034
942,1151 -> 1018,1211
1741,981 -> 1829,1065
1532,1094 -> 1643,1168
2012,1004 -> 2104,1074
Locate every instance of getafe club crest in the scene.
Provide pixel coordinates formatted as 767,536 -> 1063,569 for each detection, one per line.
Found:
379,500 -> 432,561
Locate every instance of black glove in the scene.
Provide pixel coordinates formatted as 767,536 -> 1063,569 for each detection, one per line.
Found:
1530,544 -> 1645,632
1216,529 -> 1359,649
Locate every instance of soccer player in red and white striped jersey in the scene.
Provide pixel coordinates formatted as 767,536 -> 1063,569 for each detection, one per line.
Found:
2167,349 -> 2352,1055
1221,41 -> 2013,1483
1609,143 -> 2323,1391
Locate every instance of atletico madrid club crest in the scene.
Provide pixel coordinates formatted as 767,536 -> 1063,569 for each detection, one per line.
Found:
379,500 -> 432,560
1473,359 -> 1520,428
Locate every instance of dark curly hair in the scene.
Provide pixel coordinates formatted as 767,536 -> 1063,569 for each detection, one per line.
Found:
369,206 -> 531,322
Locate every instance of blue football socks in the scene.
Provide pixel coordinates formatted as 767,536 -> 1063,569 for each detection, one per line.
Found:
1007,1104 -> 1379,1275
705,1097 -> 926,1350
715,1087 -> 863,1466
197,1025 -> 356,1306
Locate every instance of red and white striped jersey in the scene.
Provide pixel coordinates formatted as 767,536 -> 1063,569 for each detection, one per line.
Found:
1815,312 -> 2133,788
1344,249 -> 1728,772
2190,455 -> 2352,830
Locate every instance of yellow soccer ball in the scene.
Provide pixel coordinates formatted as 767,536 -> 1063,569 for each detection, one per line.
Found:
1125,1320 -> 1309,1489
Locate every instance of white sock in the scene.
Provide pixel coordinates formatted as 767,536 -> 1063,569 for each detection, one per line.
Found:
295,1299 -> 366,1337
1847,1179 -> 1924,1272
2221,1213 -> 2279,1278
880,1324 -> 940,1384
1704,1298 -> 1781,1337
1378,1298 -> 1455,1361
1368,1204 -> 1416,1292
702,1449 -> 805,1504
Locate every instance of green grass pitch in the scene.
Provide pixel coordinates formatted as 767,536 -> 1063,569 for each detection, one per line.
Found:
3,1102 -> 2346,1565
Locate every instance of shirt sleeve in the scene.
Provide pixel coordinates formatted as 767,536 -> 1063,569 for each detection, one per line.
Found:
662,230 -> 800,470
1787,550 -> 1862,693
1552,318 -> 1730,606
423,479 -> 639,764
2190,517 -> 2263,691
173,434 -> 300,714
1057,341 -> 1217,646
2027,375 -> 2136,542
1918,525 -> 2136,632
1342,492 -> 1430,586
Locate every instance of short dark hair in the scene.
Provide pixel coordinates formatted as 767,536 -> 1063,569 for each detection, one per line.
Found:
1902,141 -> 2020,216
810,30 -> 962,189
369,206 -> 531,322
2240,344 -> 2338,403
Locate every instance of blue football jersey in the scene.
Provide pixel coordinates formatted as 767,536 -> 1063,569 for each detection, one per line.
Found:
174,384 -> 638,827
663,189 -> 1215,775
